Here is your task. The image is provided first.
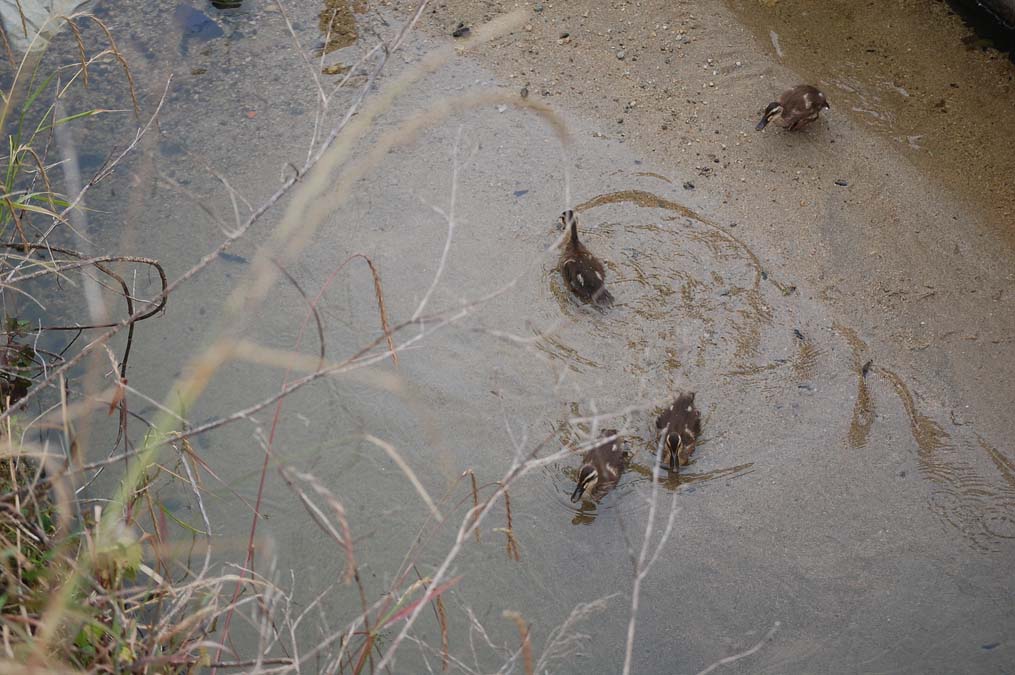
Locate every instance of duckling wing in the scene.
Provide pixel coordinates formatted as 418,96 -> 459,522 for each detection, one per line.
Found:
656,400 -> 679,430
562,253 -> 611,305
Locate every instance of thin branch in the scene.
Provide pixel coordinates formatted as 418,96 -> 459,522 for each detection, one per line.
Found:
696,622 -> 781,675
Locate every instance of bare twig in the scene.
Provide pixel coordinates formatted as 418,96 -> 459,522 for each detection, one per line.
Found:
696,622 -> 781,675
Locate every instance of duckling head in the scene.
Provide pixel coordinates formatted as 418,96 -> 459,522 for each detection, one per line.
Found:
664,432 -> 684,472
558,209 -> 580,246
756,102 -> 783,130
558,209 -> 577,230
571,465 -> 599,503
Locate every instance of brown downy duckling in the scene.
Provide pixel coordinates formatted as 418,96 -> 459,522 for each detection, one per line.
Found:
756,85 -> 829,131
558,210 -> 614,307
655,392 -> 702,472
571,429 -> 628,503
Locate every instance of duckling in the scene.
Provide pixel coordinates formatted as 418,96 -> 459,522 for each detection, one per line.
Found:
655,392 -> 701,472
570,429 -> 628,503
558,210 -> 614,307
756,85 -> 830,132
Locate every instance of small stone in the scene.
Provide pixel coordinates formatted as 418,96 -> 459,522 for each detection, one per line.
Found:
616,50 -> 626,60
834,179 -> 849,187
520,86 -> 529,98
534,2 -> 544,11
683,181 -> 694,190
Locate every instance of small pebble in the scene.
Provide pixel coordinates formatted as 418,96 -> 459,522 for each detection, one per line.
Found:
520,85 -> 529,98
834,179 -> 849,187
534,2 -> 544,11
683,181 -> 694,190
452,22 -> 470,38
616,50 -> 626,60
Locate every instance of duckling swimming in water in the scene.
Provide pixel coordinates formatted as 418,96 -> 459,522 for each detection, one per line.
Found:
655,392 -> 701,472
756,85 -> 829,132
571,429 -> 628,503
558,210 -> 614,307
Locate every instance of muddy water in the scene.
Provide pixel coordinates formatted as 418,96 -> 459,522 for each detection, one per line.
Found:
36,0 -> 1015,672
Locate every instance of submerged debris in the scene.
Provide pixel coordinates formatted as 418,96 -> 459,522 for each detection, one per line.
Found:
318,0 -> 361,55
861,359 -> 874,377
322,63 -> 350,75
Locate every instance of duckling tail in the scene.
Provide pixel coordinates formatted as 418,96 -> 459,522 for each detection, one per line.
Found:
593,287 -> 614,307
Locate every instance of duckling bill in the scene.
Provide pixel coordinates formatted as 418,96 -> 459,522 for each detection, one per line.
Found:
655,392 -> 701,472
571,429 -> 628,503
756,85 -> 829,131
558,210 -> 614,307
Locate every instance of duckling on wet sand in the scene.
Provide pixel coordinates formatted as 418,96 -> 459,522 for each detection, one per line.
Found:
655,392 -> 701,472
558,209 -> 614,307
571,429 -> 628,503
756,85 -> 829,132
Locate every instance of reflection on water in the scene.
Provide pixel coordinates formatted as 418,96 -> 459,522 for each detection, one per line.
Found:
547,457 -> 755,525
571,190 -> 778,366
837,322 -> 875,449
879,367 -> 1015,552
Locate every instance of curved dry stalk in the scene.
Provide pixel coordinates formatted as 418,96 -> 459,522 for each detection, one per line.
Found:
413,125 -> 463,321
502,611 -> 533,675
363,434 -> 442,522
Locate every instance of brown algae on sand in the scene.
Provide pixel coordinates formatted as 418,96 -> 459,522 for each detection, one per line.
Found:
318,0 -> 366,55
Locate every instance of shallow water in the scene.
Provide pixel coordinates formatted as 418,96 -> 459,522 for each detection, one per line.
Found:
23,0 -> 1015,671
727,0 -> 1015,242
